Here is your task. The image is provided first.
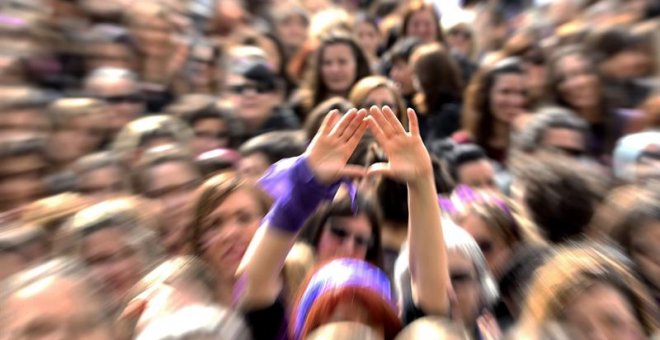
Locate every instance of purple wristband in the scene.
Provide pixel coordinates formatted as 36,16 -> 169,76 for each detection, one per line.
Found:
260,155 -> 340,233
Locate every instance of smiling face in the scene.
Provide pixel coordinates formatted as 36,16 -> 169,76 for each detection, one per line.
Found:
406,9 -> 438,43
199,189 -> 265,279
489,72 -> 526,124
556,54 -> 600,111
321,43 -> 358,95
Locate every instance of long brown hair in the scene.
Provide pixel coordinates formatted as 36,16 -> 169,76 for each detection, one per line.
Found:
411,43 -> 463,114
462,57 -> 525,147
190,171 -> 272,255
400,1 -> 445,44
301,31 -> 372,113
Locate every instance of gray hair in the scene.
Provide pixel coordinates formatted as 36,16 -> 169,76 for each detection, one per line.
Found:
394,219 -> 498,315
512,106 -> 589,154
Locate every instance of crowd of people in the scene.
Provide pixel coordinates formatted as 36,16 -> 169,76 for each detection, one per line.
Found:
0,0 -> 659,339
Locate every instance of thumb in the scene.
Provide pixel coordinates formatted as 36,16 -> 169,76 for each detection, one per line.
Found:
367,162 -> 393,178
338,165 -> 367,179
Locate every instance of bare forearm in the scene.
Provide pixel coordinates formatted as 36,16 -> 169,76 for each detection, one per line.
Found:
236,226 -> 298,310
407,174 -> 448,314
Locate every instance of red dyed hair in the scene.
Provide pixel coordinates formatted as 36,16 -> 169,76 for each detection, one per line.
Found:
292,262 -> 402,340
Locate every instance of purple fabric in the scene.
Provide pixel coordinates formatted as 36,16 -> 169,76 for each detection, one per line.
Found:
259,155 -> 340,233
292,258 -> 393,340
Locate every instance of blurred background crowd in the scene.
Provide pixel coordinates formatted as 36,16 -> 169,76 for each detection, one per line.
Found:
0,0 -> 658,339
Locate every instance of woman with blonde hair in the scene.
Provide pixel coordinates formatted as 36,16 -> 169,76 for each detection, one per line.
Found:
517,244 -> 658,339
349,75 -> 408,126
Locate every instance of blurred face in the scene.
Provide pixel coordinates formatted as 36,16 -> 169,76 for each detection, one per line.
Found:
82,227 -> 143,303
49,116 -> 101,164
200,189 -> 264,278
317,214 -> 373,262
277,15 -> 308,51
0,153 -> 46,212
389,59 -> 414,96
362,87 -> 397,112
564,283 -> 645,340
356,22 -> 380,57
91,78 -> 144,133
227,74 -> 280,130
556,54 -> 600,111
0,108 -> 50,132
602,49 -> 653,80
490,73 -> 526,124
448,250 -> 481,328
144,161 -> 200,214
541,127 -> 586,158
3,277 -> 113,340
630,221 -> 660,290
456,160 -> 496,190
78,166 -> 125,201
447,28 -> 472,56
321,43 -> 357,95
406,9 -> 437,43
191,117 -> 229,155
460,213 -> 511,279
239,152 -> 271,184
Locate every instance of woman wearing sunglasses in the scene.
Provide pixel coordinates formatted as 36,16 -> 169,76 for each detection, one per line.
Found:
236,106 -> 448,339
301,195 -> 384,270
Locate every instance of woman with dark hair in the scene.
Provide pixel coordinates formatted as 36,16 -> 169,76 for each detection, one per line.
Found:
237,107 -> 448,339
353,15 -> 382,71
462,57 -> 528,163
292,31 -> 372,119
301,195 -> 384,270
544,45 -> 613,156
609,187 -> 660,305
400,1 -> 445,44
411,43 -> 464,145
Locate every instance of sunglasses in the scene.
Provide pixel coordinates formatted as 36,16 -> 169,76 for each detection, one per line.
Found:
476,239 -> 493,255
449,30 -> 471,39
450,271 -> 477,286
102,93 -> 143,104
328,225 -> 373,249
228,83 -> 275,95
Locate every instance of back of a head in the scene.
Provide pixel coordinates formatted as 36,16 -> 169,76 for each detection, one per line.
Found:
510,152 -> 604,244
307,321 -> 382,340
238,130 -> 305,165
395,317 -> 469,340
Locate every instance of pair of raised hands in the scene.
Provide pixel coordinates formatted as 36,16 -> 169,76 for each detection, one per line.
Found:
306,106 -> 433,187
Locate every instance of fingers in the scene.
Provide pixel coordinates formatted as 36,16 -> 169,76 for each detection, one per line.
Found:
366,162 -> 393,178
407,108 -> 420,136
382,106 -> 406,134
339,109 -> 367,141
318,109 -> 340,136
330,108 -> 358,137
369,106 -> 397,137
345,117 -> 368,149
365,116 -> 389,147
338,165 -> 367,179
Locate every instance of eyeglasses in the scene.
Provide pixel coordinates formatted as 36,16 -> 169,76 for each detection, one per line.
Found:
228,83 -> 275,95
449,30 -> 471,39
363,102 -> 396,110
101,93 -> 143,104
144,178 -> 201,200
328,225 -> 373,249
450,271 -> 477,287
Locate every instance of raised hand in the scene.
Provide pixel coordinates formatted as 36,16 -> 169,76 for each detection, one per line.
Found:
306,108 -> 368,185
365,106 -> 433,186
